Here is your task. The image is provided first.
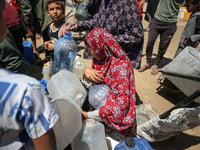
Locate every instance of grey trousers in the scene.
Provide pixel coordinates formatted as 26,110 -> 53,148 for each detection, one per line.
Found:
146,18 -> 177,66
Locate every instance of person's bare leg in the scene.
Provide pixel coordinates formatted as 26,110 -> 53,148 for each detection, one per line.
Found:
31,36 -> 38,54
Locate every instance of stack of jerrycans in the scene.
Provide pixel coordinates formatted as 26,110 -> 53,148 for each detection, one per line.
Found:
47,70 -> 87,150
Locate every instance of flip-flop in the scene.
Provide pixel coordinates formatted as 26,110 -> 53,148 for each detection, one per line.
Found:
151,66 -> 158,75
138,64 -> 151,72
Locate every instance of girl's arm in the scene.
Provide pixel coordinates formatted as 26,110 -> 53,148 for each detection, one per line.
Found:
83,67 -> 103,83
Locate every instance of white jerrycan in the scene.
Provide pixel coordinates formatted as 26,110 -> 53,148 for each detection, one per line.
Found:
71,119 -> 109,150
73,58 -> 86,80
47,70 -> 87,107
52,96 -> 82,150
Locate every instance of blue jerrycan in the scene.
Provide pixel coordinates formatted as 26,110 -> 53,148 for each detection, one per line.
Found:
114,137 -> 153,150
23,40 -> 35,63
52,30 -> 77,75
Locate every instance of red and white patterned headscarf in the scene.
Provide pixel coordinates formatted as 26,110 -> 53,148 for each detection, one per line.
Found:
85,28 -> 136,136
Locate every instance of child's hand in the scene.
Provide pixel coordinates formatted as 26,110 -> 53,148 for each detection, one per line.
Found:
83,67 -> 104,83
44,41 -> 50,49
47,43 -> 55,51
66,22 -> 78,31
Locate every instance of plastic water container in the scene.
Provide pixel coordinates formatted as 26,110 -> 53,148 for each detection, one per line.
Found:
183,11 -> 192,21
179,7 -> 187,19
163,46 -> 200,76
114,137 -> 153,150
71,119 -> 109,150
88,84 -> 110,109
42,61 -> 50,81
161,46 -> 200,103
52,32 -> 77,75
47,70 -> 87,107
75,1 -> 89,21
52,96 -> 82,150
23,40 -> 35,63
73,58 -> 86,80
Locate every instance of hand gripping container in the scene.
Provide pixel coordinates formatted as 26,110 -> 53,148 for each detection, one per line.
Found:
71,119 -> 109,150
52,96 -> 82,150
47,70 -> 87,107
52,31 -> 77,75
88,84 -> 110,109
114,137 -> 153,150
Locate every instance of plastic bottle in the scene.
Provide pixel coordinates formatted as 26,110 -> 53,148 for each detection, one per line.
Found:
52,31 -> 77,75
71,119 -> 109,150
47,70 -> 87,107
23,39 -> 35,63
42,61 -> 50,81
88,84 -> 110,110
114,137 -> 153,150
73,58 -> 86,80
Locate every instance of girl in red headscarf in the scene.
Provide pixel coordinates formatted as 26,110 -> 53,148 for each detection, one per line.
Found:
82,28 -> 136,136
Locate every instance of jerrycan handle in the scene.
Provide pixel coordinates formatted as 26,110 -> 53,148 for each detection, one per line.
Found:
63,25 -> 75,38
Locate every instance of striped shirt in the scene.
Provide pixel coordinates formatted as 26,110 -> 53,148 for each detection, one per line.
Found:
0,68 -> 58,150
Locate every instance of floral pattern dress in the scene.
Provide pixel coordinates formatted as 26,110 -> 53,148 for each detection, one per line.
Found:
77,0 -> 144,69
85,28 -> 136,136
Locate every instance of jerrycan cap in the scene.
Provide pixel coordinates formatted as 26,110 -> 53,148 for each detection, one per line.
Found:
125,137 -> 135,148
44,63 -> 47,66
76,61 -> 81,66
64,33 -> 72,39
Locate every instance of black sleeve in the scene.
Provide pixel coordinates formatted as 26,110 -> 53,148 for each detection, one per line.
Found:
86,0 -> 95,9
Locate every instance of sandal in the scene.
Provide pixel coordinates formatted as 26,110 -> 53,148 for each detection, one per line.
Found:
138,64 -> 151,72
151,66 -> 158,75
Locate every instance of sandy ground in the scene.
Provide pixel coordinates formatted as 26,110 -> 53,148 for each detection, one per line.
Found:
28,10 -> 200,150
